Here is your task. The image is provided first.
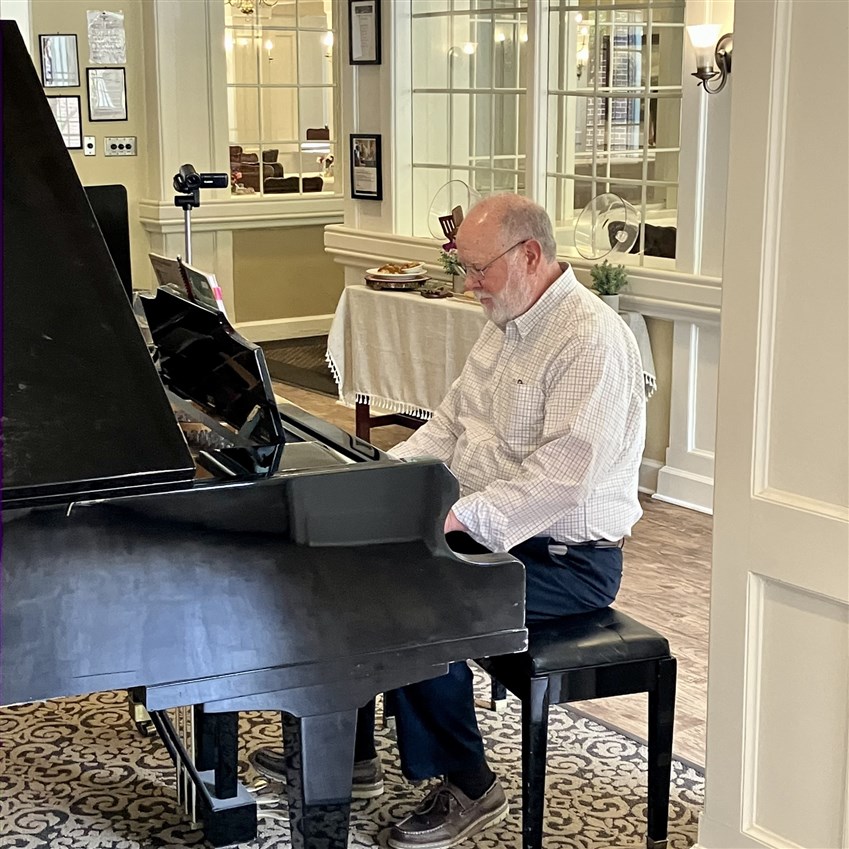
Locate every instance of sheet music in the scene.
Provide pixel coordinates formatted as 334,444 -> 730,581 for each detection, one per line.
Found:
148,253 -> 227,317
180,262 -> 227,315
148,253 -> 187,294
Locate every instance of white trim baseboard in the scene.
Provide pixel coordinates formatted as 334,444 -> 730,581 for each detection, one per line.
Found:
654,465 -> 714,514
639,457 -> 663,495
235,314 -> 334,343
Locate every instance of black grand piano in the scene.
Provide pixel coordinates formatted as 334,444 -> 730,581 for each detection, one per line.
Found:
0,20 -> 526,849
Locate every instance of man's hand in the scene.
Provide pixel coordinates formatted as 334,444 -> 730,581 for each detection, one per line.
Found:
444,510 -> 469,535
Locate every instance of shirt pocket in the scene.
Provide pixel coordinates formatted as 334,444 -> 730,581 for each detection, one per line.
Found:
494,381 -> 546,454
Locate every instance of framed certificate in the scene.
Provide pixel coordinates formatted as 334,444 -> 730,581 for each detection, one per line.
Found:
350,134 -> 383,201
348,0 -> 381,65
86,67 -> 128,121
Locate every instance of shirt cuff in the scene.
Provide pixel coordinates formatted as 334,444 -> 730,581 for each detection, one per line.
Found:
451,495 -> 510,552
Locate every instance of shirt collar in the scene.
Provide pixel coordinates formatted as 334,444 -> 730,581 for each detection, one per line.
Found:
507,264 -> 577,341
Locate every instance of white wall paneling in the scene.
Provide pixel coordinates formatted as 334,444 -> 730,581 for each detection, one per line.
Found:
654,320 -> 719,513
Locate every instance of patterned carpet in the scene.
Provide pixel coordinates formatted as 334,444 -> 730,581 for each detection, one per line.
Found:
0,670 -> 703,848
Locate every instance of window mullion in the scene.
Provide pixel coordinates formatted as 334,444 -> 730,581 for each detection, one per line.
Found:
525,0 -> 547,204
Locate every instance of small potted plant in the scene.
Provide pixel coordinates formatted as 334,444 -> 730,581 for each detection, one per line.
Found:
590,260 -> 628,311
439,245 -> 465,293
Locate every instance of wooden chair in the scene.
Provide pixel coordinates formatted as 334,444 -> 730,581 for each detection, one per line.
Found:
478,607 -> 677,849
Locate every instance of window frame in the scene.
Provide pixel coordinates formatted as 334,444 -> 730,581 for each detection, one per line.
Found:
400,0 -> 690,272
224,1 -> 342,201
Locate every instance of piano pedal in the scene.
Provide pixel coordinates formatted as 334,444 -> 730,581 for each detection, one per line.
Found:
127,688 -> 155,736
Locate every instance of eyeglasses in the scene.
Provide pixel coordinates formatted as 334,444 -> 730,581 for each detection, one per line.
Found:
458,239 -> 529,280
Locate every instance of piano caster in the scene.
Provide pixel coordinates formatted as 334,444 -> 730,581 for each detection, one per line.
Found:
475,696 -> 507,713
475,678 -> 508,713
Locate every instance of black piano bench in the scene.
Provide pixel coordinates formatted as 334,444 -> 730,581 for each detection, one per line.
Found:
477,607 -> 677,849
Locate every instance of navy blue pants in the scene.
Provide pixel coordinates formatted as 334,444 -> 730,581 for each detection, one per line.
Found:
382,536 -> 623,781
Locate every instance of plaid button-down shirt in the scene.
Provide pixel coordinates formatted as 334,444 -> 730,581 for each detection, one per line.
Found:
390,266 -> 646,552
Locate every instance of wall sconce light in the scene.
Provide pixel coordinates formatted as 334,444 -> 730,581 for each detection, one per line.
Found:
686,24 -> 733,93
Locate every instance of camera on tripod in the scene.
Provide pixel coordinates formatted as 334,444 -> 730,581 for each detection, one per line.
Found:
172,163 -> 229,264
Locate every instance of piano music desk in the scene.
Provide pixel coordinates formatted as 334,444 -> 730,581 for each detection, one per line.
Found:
326,285 -> 486,441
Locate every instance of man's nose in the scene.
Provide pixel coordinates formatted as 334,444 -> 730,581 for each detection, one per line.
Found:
464,275 -> 480,292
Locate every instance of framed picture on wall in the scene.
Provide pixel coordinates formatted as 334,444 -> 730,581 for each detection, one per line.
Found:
46,95 -> 83,149
39,34 -> 80,87
348,0 -> 381,65
350,134 -> 382,201
86,67 -> 127,121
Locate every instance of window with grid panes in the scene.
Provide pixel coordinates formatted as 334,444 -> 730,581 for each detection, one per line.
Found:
546,0 -> 684,262
410,0 -> 529,237
225,0 -> 338,198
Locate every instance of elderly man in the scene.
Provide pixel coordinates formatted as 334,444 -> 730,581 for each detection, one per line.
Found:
255,194 -> 646,848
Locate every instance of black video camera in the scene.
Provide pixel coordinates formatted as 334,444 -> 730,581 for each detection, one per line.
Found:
173,163 -> 229,194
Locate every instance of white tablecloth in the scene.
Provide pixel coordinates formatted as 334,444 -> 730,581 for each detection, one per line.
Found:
326,285 -> 656,417
326,286 -> 485,417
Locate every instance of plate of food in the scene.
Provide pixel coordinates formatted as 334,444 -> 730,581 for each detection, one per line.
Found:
367,262 -> 426,278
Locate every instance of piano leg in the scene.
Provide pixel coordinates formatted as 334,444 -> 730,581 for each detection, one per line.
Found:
281,710 -> 357,849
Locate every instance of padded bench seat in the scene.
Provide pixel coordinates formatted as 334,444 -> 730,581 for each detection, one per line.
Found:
478,607 -> 677,849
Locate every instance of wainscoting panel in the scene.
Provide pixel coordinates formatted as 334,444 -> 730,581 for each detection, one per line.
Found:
744,575 -> 849,848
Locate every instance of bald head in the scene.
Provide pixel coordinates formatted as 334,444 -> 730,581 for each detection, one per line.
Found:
460,194 -> 558,262
455,194 -> 563,327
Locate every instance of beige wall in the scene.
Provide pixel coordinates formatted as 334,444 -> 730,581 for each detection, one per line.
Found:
29,0 -> 151,291
233,226 -> 344,322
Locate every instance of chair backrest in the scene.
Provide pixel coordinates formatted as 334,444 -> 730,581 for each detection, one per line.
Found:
302,176 -> 324,193
306,126 -> 330,140
262,149 -> 279,163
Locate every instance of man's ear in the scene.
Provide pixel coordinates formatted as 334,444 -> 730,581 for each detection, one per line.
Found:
524,238 -> 543,271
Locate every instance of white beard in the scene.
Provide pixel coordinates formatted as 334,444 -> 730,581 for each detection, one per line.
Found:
477,268 -> 535,328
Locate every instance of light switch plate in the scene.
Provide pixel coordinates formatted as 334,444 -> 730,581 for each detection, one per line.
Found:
104,136 -> 137,156
83,136 -> 96,156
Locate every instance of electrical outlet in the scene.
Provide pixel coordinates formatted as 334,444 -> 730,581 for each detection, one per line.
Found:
83,136 -> 96,156
104,136 -> 137,156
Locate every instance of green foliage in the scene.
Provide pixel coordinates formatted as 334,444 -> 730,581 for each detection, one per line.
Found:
590,260 -> 629,295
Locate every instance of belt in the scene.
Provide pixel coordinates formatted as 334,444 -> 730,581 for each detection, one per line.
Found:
548,538 -> 624,553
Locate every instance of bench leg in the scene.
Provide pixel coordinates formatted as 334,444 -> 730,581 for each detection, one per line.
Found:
646,657 -> 677,849
521,677 -> 550,849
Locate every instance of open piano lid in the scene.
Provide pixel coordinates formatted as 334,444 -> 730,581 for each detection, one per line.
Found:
1,21 -> 195,508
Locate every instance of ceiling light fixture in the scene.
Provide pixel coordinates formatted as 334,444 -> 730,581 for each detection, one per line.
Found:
226,0 -> 279,17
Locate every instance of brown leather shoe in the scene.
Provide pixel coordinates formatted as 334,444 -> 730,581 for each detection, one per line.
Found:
387,779 -> 508,849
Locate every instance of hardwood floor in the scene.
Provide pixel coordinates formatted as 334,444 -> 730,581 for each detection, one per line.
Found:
276,382 -> 712,767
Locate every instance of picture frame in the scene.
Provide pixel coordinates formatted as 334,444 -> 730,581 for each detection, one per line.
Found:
39,34 -> 80,87
86,67 -> 127,121
46,95 -> 83,149
350,134 -> 382,201
348,0 -> 381,65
